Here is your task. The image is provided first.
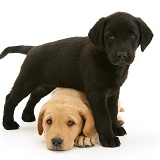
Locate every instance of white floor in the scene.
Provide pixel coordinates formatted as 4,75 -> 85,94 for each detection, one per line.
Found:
0,0 -> 160,159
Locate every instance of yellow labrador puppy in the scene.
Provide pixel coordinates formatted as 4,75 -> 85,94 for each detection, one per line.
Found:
37,88 -> 124,151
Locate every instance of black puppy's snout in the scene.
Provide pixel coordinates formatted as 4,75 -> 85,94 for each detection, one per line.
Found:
117,52 -> 128,59
51,137 -> 63,147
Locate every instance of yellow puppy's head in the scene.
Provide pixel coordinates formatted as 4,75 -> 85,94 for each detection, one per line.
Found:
37,97 -> 95,151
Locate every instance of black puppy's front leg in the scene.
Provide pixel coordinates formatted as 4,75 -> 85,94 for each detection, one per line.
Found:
87,91 -> 120,147
107,91 -> 127,136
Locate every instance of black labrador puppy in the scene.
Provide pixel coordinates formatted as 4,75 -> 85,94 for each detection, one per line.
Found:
0,12 -> 153,147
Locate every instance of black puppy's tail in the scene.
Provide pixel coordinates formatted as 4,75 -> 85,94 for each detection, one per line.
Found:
0,45 -> 34,59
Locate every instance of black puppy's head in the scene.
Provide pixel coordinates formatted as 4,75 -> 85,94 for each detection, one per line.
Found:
88,12 -> 153,66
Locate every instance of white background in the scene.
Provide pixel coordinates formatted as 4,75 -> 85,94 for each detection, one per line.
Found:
0,0 -> 160,159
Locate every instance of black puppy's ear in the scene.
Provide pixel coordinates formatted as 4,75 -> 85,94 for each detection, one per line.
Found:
137,18 -> 153,52
88,18 -> 106,51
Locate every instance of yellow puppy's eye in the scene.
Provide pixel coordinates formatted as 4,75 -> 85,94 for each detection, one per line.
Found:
46,119 -> 52,125
67,121 -> 74,126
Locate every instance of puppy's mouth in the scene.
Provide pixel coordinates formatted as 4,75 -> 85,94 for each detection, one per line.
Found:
109,58 -> 130,66
50,145 -> 72,151
51,146 -> 63,151
116,60 -> 130,66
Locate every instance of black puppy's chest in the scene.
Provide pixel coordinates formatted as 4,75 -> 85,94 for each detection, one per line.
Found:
90,52 -> 129,96
106,66 -> 129,96
114,66 -> 129,84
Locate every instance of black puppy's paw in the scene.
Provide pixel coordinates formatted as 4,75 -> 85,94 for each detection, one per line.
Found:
22,113 -> 35,122
101,137 -> 121,147
114,127 -> 127,136
3,120 -> 20,130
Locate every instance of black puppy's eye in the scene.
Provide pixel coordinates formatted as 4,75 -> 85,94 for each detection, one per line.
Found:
67,121 -> 74,126
129,34 -> 136,40
46,119 -> 52,125
108,35 -> 115,40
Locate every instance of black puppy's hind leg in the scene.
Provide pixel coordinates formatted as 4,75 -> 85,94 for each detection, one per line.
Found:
22,85 -> 55,122
3,80 -> 39,130
107,91 -> 127,136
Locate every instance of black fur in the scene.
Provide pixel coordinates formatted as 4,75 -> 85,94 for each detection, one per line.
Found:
1,12 -> 153,147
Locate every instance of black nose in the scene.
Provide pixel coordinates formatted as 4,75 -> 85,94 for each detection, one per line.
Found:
117,52 -> 128,59
51,137 -> 63,147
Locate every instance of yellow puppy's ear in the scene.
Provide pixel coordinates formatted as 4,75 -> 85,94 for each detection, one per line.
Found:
37,108 -> 45,135
78,107 -> 95,138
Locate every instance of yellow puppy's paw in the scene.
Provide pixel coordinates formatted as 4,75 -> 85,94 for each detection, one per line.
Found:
117,116 -> 125,126
74,135 -> 95,148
